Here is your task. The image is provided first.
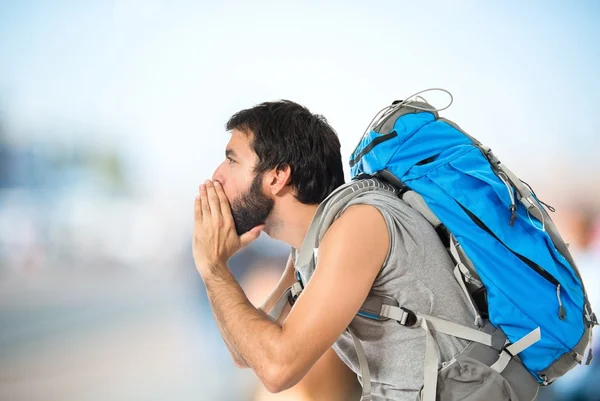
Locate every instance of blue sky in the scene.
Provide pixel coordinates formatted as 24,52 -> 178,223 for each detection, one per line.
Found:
0,0 -> 598,195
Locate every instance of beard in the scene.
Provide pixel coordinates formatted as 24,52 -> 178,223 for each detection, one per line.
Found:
230,173 -> 274,236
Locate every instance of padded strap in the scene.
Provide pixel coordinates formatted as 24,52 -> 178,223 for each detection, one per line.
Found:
296,201 -> 327,268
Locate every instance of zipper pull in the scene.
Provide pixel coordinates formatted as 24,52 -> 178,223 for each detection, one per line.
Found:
557,284 -> 566,320
509,204 -> 518,226
498,171 -> 518,226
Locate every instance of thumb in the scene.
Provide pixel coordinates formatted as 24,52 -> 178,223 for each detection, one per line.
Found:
240,225 -> 264,248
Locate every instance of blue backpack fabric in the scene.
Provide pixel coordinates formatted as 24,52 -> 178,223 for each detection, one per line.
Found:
348,93 -> 597,385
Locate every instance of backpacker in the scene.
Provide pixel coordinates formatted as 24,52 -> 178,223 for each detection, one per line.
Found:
268,90 -> 597,401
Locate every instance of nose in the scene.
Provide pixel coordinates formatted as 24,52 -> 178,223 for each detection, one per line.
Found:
212,163 -> 224,184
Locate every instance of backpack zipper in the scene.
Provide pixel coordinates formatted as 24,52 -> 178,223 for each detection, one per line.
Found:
457,202 -> 566,320
349,132 -> 398,168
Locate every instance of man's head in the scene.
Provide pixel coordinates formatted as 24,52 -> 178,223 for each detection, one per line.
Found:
212,100 -> 345,235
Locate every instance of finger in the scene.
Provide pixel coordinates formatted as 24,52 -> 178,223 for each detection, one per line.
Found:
199,183 -> 211,218
213,181 -> 233,224
240,224 -> 264,248
194,194 -> 202,222
205,180 -> 222,218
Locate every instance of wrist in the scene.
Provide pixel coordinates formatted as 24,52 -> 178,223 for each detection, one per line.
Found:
198,260 -> 229,279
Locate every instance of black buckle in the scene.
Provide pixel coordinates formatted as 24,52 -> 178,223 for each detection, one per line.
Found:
500,343 -> 515,358
399,307 -> 417,327
288,292 -> 300,307
353,173 -> 373,181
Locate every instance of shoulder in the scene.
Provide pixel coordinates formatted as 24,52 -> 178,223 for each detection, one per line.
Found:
319,204 -> 389,265
335,203 -> 387,228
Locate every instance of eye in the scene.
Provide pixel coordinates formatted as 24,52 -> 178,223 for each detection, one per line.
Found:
226,156 -> 236,164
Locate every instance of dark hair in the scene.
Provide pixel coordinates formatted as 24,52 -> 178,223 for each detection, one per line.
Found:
226,100 -> 345,204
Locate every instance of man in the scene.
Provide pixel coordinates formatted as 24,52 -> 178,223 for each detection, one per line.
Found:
192,100 -> 475,400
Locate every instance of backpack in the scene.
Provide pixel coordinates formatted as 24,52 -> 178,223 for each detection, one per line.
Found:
268,90 -> 598,401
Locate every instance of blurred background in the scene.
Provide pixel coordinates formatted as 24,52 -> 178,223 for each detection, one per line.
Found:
0,0 -> 599,400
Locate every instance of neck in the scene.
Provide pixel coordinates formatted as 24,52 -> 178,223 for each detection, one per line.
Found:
265,199 -> 319,251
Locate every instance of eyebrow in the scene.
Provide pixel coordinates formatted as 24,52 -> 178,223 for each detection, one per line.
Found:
225,149 -> 237,159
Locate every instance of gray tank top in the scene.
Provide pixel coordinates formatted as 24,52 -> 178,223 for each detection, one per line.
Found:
293,183 -> 474,401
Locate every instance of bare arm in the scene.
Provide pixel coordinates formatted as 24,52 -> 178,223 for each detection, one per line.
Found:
211,296 -> 250,368
254,256 -> 362,400
219,254 -> 296,368
193,179 -> 386,393
201,205 -> 388,392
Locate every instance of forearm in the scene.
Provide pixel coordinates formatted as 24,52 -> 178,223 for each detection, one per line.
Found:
203,263 -> 290,389
212,309 -> 249,368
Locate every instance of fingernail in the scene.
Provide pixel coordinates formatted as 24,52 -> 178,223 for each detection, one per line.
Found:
214,181 -> 221,187
200,184 -> 205,191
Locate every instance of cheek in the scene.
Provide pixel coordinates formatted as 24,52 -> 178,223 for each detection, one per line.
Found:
224,186 -> 238,203
213,164 -> 254,202
221,176 -> 245,203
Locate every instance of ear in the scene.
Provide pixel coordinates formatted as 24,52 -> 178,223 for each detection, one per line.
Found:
266,164 -> 292,196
